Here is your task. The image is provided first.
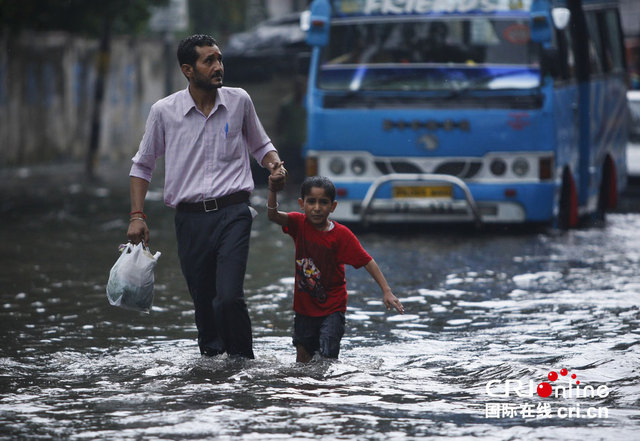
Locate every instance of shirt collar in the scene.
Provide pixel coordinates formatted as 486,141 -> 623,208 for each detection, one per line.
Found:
181,86 -> 226,116
216,88 -> 227,110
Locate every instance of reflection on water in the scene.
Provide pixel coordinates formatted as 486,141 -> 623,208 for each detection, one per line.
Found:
1,164 -> 639,440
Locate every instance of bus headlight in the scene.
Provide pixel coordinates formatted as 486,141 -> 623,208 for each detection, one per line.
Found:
351,158 -> 367,175
490,159 -> 507,176
512,158 -> 530,177
329,157 -> 346,175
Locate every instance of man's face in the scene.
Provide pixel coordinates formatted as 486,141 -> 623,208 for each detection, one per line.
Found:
190,44 -> 224,90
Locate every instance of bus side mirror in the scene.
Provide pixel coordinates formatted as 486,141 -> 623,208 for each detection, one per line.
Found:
530,14 -> 552,43
530,0 -> 552,43
305,0 -> 330,47
551,8 -> 571,30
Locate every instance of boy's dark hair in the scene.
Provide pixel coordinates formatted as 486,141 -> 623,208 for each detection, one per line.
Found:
300,176 -> 336,202
177,34 -> 218,67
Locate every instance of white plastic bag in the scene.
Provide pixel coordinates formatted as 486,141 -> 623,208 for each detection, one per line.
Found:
106,242 -> 161,313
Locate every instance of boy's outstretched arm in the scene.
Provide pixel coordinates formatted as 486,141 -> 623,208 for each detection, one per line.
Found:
267,167 -> 289,227
364,259 -> 404,314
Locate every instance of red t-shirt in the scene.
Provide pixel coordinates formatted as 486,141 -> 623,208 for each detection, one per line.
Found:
283,212 -> 372,317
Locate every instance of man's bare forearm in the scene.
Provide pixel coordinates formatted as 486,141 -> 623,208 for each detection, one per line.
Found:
128,177 -> 151,244
130,177 -> 150,213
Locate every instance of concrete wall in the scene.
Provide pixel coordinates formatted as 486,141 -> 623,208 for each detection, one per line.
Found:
0,31 -> 183,166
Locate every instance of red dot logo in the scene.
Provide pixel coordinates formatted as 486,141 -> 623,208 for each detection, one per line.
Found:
542,368 -> 580,393
539,368 -> 581,397
537,382 -> 553,398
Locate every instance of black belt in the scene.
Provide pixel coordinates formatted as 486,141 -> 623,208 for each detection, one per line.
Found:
176,191 -> 250,212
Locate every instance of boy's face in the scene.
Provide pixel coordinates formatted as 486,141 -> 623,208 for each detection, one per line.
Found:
298,186 -> 338,230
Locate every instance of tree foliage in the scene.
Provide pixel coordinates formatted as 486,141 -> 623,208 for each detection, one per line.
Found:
0,0 -> 169,37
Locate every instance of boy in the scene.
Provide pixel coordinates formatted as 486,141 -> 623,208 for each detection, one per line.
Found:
267,173 -> 404,362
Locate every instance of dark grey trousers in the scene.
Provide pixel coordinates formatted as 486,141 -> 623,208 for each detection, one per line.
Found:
175,203 -> 254,358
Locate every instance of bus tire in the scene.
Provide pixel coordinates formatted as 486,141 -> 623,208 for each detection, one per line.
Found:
558,169 -> 578,230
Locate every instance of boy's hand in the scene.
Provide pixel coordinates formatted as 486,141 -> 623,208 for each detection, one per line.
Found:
363,260 -> 403,313
383,292 -> 404,314
268,161 -> 286,192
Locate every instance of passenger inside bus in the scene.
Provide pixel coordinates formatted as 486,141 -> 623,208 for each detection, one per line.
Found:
415,21 -> 467,63
324,19 -> 539,68
329,26 -> 394,64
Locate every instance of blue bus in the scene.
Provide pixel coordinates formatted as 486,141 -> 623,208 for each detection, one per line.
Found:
302,0 -> 628,228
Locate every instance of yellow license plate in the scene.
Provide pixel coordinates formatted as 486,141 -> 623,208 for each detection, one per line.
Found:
393,185 -> 453,198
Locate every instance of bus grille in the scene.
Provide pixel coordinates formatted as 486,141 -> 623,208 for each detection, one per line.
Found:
374,160 -> 482,179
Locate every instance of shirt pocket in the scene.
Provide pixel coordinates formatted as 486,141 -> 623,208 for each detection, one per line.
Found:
216,122 -> 243,162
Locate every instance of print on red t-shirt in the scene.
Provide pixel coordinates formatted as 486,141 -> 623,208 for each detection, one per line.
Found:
296,257 -> 328,303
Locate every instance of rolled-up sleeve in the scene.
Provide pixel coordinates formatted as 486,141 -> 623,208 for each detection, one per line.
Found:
130,105 -> 164,182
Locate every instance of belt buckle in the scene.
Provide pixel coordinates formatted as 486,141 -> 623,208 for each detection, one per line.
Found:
203,198 -> 218,212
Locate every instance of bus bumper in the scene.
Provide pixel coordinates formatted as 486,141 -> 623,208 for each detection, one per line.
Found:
332,174 -> 554,225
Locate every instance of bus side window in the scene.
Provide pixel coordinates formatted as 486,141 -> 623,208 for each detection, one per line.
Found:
584,11 -> 604,75
601,9 -> 626,73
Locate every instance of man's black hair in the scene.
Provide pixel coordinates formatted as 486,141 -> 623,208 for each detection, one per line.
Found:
177,34 -> 218,67
300,176 -> 336,202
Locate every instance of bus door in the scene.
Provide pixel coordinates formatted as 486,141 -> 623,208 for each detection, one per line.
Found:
550,9 -> 581,201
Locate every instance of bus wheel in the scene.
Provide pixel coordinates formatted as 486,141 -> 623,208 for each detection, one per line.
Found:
596,156 -> 617,221
558,169 -> 578,230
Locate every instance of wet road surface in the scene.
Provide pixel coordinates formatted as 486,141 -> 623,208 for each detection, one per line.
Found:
1,163 -> 639,440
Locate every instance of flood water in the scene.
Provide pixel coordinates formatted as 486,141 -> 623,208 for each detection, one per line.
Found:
1,163 -> 639,440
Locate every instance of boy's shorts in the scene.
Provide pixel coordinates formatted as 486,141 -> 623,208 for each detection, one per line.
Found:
293,311 -> 345,358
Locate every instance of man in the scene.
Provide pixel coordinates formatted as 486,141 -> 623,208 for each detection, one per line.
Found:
127,34 -> 286,359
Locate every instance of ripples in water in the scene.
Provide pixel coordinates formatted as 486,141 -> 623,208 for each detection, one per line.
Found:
1,181 -> 639,440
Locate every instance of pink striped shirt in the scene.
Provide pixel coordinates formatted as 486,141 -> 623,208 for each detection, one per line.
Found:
130,86 -> 276,207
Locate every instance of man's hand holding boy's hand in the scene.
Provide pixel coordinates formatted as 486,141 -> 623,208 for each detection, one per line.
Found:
268,161 -> 287,192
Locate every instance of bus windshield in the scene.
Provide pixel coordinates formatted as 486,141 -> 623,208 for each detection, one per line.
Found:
319,18 -> 541,92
